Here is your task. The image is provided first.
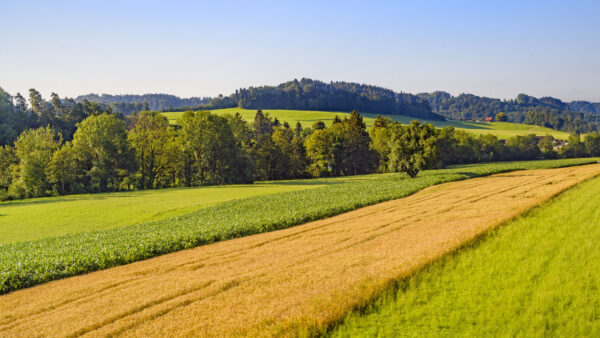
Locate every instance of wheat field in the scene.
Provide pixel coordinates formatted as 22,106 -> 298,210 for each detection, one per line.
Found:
1,164 -> 599,337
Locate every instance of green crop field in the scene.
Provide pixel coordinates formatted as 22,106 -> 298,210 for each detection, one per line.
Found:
161,108 -> 572,139
0,175 -> 375,245
0,158 -> 595,295
330,173 -> 600,337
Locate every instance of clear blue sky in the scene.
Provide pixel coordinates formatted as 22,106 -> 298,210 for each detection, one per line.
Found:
1,0 -> 599,101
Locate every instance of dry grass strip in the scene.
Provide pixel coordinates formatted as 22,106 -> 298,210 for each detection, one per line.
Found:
2,164 -> 600,337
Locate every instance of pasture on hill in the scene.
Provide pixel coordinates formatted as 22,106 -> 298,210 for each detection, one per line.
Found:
331,173 -> 600,337
162,108 -> 572,139
0,159 -> 595,295
1,165 -> 599,336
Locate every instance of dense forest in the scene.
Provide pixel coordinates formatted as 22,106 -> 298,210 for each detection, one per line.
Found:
2,85 -> 600,201
226,79 -> 440,120
418,91 -> 600,133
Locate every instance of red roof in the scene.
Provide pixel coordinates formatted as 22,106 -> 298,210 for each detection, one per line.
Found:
485,117 -> 493,122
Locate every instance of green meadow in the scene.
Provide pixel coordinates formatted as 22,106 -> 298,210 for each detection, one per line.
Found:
330,173 -> 600,337
161,108 -> 571,139
0,175 -> 375,245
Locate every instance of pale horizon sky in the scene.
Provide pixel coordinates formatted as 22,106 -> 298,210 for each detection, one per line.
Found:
1,0 -> 599,102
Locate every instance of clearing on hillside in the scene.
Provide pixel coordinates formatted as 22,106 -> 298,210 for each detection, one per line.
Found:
1,165 -> 599,337
162,108 -> 572,139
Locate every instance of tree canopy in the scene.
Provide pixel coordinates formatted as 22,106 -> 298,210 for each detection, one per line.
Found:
388,121 -> 438,178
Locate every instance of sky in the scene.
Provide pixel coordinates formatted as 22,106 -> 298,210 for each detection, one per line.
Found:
1,0 -> 599,101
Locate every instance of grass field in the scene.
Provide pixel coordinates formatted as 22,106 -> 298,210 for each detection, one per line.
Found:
0,159 -> 595,295
330,173 -> 600,337
161,108 -> 572,139
1,165 -> 599,336
0,175 -> 375,244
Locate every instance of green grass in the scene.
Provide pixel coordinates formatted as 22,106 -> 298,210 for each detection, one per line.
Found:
161,108 -> 572,139
0,158 -> 595,295
330,171 -> 600,337
163,108 -> 358,128
0,175 -> 374,245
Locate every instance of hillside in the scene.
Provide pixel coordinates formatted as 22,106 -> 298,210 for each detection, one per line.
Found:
78,79 -> 442,121
418,91 -> 599,133
161,108 -> 572,139
73,79 -> 600,134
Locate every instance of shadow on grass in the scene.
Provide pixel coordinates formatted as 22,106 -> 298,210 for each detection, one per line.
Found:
360,113 -> 492,130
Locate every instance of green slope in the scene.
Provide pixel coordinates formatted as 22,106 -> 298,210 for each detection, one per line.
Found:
162,108 -> 571,139
330,174 -> 600,337
0,175 -> 374,245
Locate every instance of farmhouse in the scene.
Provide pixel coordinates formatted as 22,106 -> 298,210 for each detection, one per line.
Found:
484,116 -> 493,122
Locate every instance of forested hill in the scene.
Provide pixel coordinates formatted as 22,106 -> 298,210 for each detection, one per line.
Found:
75,80 -> 600,132
77,79 -> 443,121
75,94 -> 210,115
418,91 -> 600,133
227,79 -> 441,120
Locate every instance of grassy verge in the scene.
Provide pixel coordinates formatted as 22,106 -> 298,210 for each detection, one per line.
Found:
0,158 -> 595,295
330,169 -> 600,337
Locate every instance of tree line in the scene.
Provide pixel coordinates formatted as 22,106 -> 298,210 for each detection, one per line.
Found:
0,87 -> 120,146
75,93 -> 210,114
1,102 -> 600,201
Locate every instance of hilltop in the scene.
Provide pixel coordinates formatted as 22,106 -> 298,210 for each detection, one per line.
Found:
77,79 -> 599,133
79,79 -> 440,121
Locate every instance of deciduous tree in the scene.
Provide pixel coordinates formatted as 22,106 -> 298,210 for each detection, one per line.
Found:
128,112 -> 179,189
12,127 -> 61,197
388,121 -> 438,178
72,114 -> 135,192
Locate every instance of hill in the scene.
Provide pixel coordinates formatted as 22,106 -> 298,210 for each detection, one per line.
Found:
418,91 -> 599,133
75,79 -> 600,133
161,108 -> 572,139
78,79 -> 443,121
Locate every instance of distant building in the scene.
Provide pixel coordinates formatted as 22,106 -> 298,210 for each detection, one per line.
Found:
554,139 -> 568,150
484,116 -> 493,122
